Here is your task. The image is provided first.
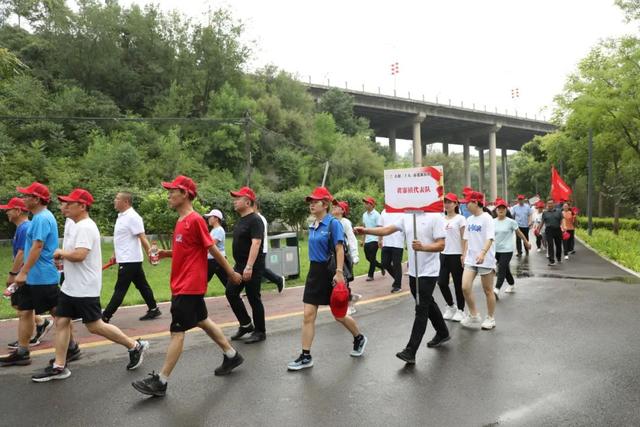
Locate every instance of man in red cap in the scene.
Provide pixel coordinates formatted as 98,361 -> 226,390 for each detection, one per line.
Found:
1,198 -> 52,349
511,194 -> 533,257
132,176 -> 243,397
361,196 -> 385,281
1,182 -> 61,367
32,189 -> 150,382
226,186 -> 267,344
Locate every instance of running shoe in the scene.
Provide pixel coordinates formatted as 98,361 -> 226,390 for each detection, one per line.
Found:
390,287 -> 401,293
481,316 -> 496,330
277,276 -> 285,293
350,334 -> 368,357
33,318 -> 53,342
132,372 -> 167,397
452,309 -> 465,322
442,305 -> 457,320
49,344 -> 82,365
214,352 -> 244,376
139,307 -> 162,321
287,354 -> 313,371
395,348 -> 416,364
7,337 -> 40,349
31,365 -> 71,383
505,285 -> 515,293
126,339 -> 149,370
461,313 -> 482,328
347,304 -> 357,316
0,350 -> 31,366
230,324 -> 254,340
564,255 -> 569,260
493,287 -> 500,301
426,334 -> 451,348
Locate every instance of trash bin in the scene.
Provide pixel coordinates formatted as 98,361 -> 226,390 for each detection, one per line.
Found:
266,232 -> 300,279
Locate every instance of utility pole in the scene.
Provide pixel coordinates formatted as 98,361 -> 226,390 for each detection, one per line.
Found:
587,129 -> 593,236
244,113 -> 252,186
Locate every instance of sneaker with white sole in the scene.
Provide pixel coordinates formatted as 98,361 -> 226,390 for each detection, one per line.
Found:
442,305 -> 457,320
287,353 -> 313,371
505,285 -> 515,293
452,309 -> 465,322
461,313 -> 482,328
350,334 -> 367,357
31,365 -> 71,383
493,287 -> 500,301
564,255 -> 569,260
481,316 -> 496,330
347,304 -> 357,316
126,339 -> 149,370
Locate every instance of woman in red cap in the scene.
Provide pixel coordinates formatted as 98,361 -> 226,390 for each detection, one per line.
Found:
561,202 -> 577,259
460,192 -> 497,330
493,199 -> 531,297
439,193 -> 467,322
531,201 -> 546,252
287,187 -> 367,371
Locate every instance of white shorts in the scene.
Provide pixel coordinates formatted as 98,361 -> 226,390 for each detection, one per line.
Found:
464,265 -> 494,276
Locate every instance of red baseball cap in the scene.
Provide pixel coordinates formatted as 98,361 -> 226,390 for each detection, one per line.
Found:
229,186 -> 256,202
535,201 -> 545,208
467,191 -> 485,204
17,182 -> 50,203
330,281 -> 350,318
517,194 -> 526,200
362,196 -> 376,206
58,188 -> 94,207
444,193 -> 459,203
332,200 -> 350,217
306,187 -> 333,202
462,186 -> 474,195
494,198 -> 508,208
0,197 -> 28,211
162,175 -> 197,197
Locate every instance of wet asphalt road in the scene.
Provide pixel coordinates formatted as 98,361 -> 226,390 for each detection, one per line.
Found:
1,242 -> 640,427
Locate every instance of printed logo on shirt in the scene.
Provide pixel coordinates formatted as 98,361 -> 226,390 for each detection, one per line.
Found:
176,234 -> 183,243
468,224 -> 483,232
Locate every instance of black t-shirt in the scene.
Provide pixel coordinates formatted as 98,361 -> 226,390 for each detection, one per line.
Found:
542,209 -> 563,228
232,212 -> 265,268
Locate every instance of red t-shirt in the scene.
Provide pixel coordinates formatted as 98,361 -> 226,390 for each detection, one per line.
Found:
170,211 -> 214,295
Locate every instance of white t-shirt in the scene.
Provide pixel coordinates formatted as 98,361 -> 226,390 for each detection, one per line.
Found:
61,218 -> 76,273
378,210 -> 405,249
531,210 -> 545,233
62,217 -> 102,298
258,213 -> 269,254
463,212 -> 496,269
340,217 -> 360,264
442,214 -> 467,255
207,226 -> 226,259
393,213 -> 446,277
113,208 -> 145,263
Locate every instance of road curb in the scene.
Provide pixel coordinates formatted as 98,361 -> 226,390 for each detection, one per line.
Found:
575,235 -> 640,279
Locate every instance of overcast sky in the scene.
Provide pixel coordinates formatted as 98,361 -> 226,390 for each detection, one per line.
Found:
121,0 -> 635,154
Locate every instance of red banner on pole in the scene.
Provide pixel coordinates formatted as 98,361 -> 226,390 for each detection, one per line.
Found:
551,166 -> 572,203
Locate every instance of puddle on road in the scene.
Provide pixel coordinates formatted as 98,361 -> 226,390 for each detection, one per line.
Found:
514,271 -> 640,284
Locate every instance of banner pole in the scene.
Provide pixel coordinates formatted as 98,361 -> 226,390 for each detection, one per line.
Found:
412,212 -> 419,307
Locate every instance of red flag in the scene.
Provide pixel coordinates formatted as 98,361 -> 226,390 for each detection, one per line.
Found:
550,166 -> 572,203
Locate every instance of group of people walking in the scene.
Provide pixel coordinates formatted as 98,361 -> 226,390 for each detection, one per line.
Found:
0,176 -> 579,396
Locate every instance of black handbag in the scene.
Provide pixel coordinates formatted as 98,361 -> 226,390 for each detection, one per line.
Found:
327,218 -> 355,283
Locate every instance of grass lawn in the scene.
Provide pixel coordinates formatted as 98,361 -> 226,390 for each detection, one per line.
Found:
576,228 -> 640,274
1,238 -> 404,319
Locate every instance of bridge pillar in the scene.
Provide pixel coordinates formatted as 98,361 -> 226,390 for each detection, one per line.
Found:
463,138 -> 471,187
502,148 -> 508,201
489,130 -> 498,202
388,128 -> 396,160
442,142 -> 449,155
478,148 -> 485,193
412,113 -> 426,167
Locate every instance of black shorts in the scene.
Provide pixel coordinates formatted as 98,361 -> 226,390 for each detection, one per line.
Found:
55,291 -> 102,324
303,261 -> 333,306
170,294 -> 208,332
15,284 -> 59,315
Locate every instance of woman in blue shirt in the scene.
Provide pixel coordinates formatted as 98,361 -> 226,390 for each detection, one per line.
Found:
287,187 -> 367,371
204,209 -> 228,288
493,199 -> 531,298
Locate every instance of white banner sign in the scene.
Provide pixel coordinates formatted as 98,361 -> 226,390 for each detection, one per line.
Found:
383,166 -> 444,213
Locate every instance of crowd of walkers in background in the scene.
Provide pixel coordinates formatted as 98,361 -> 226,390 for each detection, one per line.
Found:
0,176 -> 579,396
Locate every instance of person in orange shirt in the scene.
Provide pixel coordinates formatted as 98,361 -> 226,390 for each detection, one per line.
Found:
561,202 -> 577,260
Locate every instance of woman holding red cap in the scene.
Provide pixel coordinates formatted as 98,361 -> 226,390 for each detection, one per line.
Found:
287,187 -> 367,371
439,193 -> 467,322
493,199 -> 531,297
460,192 -> 497,330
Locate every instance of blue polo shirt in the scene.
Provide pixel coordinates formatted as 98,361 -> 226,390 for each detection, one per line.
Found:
511,204 -> 532,228
12,220 -> 30,258
308,214 -> 344,262
23,208 -> 59,285
362,209 -> 381,243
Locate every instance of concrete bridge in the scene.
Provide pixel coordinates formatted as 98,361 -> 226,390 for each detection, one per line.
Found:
305,83 -> 557,201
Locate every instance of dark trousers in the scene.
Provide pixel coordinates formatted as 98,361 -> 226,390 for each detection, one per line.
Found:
364,241 -> 383,278
495,252 -> 515,289
103,262 -> 157,318
262,267 -> 283,286
407,276 -> 449,351
207,258 -> 228,287
226,264 -> 266,333
535,233 -> 543,249
516,227 -> 529,254
563,230 -> 575,254
546,227 -> 563,262
381,246 -> 403,289
437,253 -> 464,309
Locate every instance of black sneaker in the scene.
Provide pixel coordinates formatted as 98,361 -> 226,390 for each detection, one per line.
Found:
132,372 -> 167,397
214,352 -> 244,376
396,348 -> 416,364
569,250 -> 576,255
31,365 -> 71,382
287,353 -> 313,371
390,287 -> 401,293
7,337 -> 40,349
139,307 -> 162,321
230,324 -> 254,340
277,277 -> 285,293
126,339 -> 149,370
350,334 -> 368,357
427,334 -> 451,348
548,261 -> 556,266
0,350 -> 31,366
243,331 -> 266,344
49,344 -> 82,366
34,318 -> 53,342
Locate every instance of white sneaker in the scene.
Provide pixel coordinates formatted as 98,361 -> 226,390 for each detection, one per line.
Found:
493,287 -> 500,301
461,313 -> 482,328
347,304 -> 357,316
442,305 -> 457,320
505,285 -> 515,293
564,255 -> 569,260
536,248 -> 541,253
481,316 -> 496,330
452,309 -> 465,322
351,293 -> 362,304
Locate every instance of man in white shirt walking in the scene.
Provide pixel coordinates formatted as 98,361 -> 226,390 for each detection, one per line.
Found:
102,192 -> 160,323
378,209 -> 405,293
